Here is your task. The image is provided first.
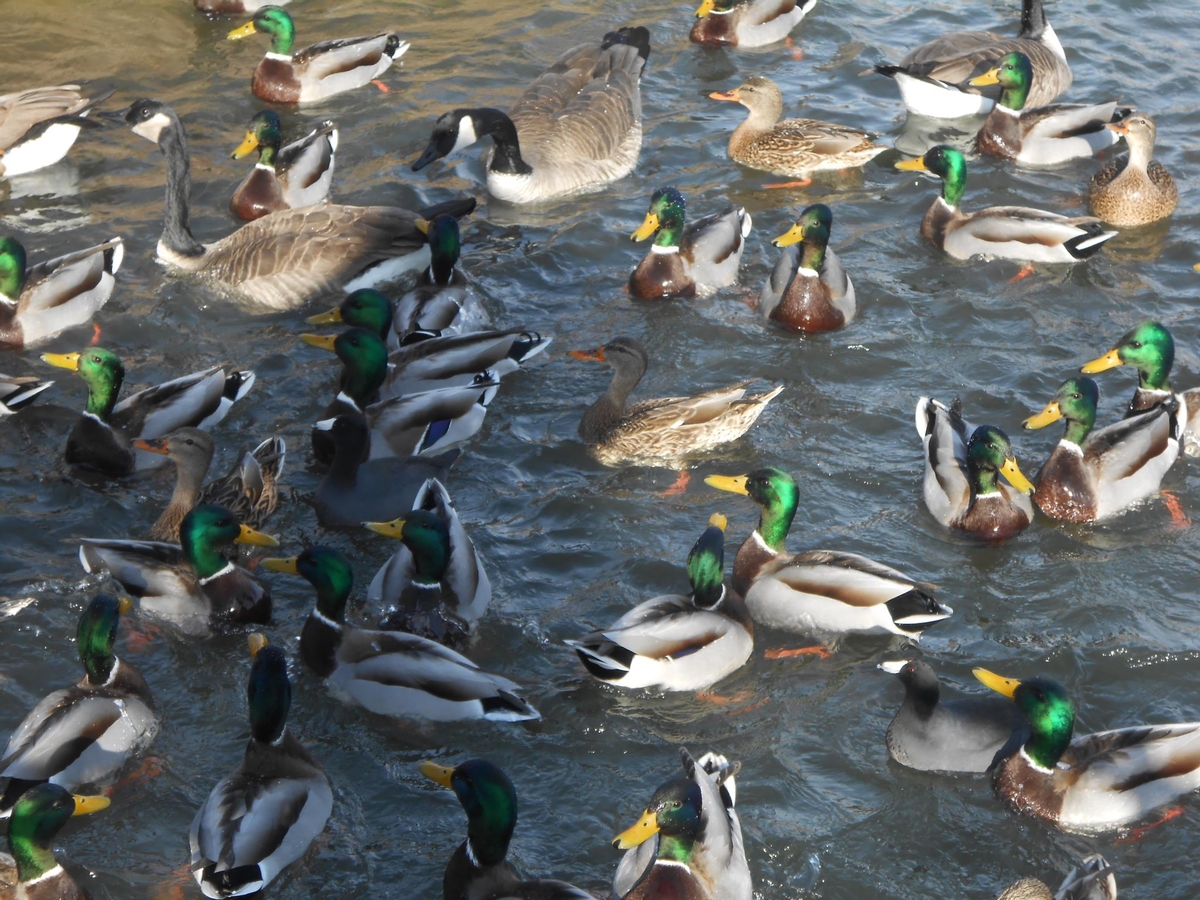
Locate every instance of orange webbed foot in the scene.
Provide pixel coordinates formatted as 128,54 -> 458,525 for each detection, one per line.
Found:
765,645 -> 834,660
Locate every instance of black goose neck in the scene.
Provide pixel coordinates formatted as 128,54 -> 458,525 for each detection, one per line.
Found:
475,109 -> 533,177
159,125 -> 205,257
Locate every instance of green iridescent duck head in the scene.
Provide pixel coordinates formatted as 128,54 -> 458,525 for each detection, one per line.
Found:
77,593 -> 132,685
772,203 -> 833,271
262,545 -> 353,623
975,669 -> 1075,770
7,784 -> 110,882
231,110 -> 283,166
632,187 -> 687,250
306,289 -> 394,342
422,213 -> 462,285
1023,377 -> 1100,445
970,51 -> 1034,111
0,236 -> 28,300
965,425 -> 1035,496
300,327 -> 390,406
704,466 -> 798,552
41,346 -> 125,421
419,759 -> 518,867
364,509 -> 451,585
613,775 -> 704,863
687,513 -> 727,609
228,5 -> 296,56
246,633 -> 290,744
1082,320 -> 1175,392
180,504 -> 278,580
896,145 -> 968,207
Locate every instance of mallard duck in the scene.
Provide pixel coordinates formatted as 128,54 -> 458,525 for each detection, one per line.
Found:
1080,320 -> 1200,455
1087,114 -> 1177,226
975,667 -> 1200,832
0,234 -> 122,349
227,6 -> 408,105
970,52 -> 1128,165
40,346 -> 254,477
0,85 -> 111,178
566,514 -> 753,692
896,146 -> 1115,262
1022,377 -> 1180,522
760,203 -> 855,333
709,77 -> 885,183
194,0 -> 289,13
570,337 -> 782,467
873,0 -> 1071,119
190,635 -> 331,899
263,547 -> 539,721
0,594 -> 157,817
690,0 -> 816,48
413,27 -> 650,204
79,504 -> 277,635
917,397 -> 1034,539
0,784 -> 110,900
998,856 -> 1116,900
364,478 -> 490,647
628,187 -> 751,300
229,110 -> 336,221
420,759 -> 587,899
878,658 -> 1024,773
613,749 -> 750,900
0,373 -> 52,414
307,219 -> 475,349
312,413 -> 461,527
134,428 -> 285,541
124,99 -> 474,311
705,467 -> 949,639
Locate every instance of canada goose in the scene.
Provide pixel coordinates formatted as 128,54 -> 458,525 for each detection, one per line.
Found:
124,98 -> 475,311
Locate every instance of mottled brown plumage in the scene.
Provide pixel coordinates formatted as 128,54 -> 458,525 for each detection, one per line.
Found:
1088,114 -> 1177,226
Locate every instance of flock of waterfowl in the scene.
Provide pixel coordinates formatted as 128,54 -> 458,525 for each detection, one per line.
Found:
0,0 -> 1195,898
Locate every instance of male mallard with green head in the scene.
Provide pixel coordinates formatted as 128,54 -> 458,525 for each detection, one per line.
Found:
760,203 -> 855,333
229,109 -> 336,221
0,784 -> 110,900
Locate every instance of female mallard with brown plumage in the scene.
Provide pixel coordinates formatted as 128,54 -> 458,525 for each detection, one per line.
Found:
760,203 -> 855,333
997,857 -> 1116,900
691,0 -> 816,48
873,0 -> 1070,119
896,146 -> 1115,262
227,5 -> 408,105
970,52 -> 1128,166
124,99 -> 474,311
0,234 -> 122,349
709,76 -> 885,186
975,668 -> 1200,833
0,594 -> 157,818
1087,114 -> 1177,226
705,467 -> 949,644
1022,377 -> 1180,523
134,428 -> 285,541
916,397 -> 1034,540
229,110 -> 336,221
629,187 -> 751,299
569,337 -> 782,467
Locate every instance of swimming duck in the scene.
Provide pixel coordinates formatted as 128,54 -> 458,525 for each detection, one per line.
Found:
970,52 -> 1128,166
1087,114 -> 1177,226
124,99 -> 474,310
0,594 -> 157,817
420,759 -> 587,899
312,412 -> 461,528
628,187 -> 751,299
40,346 -> 254,477
878,658 -> 1025,773
760,203 -> 855,333
0,373 -> 52,415
413,26 -> 650,204
229,110 -> 336,221
1022,376 -> 1180,522
307,217 -> 475,348
566,514 -> 753,692
705,467 -> 949,639
917,397 -> 1035,539
227,5 -> 408,105
364,478 -> 490,647
709,77 -> 885,183
998,856 -> 1116,900
975,668 -> 1200,832
690,0 -> 816,48
190,635 -> 332,899
79,504 -> 277,635
873,0 -> 1071,119
0,85 -> 110,178
1080,321 -> 1200,454
613,748 -> 750,900
570,337 -> 782,467
0,234 -> 122,350
262,547 -> 539,721
613,750 -> 748,900
896,146 -> 1116,262
134,428 -> 285,541
0,784 -> 110,900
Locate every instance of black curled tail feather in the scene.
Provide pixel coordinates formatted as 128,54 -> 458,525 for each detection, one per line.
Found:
603,26 -> 652,65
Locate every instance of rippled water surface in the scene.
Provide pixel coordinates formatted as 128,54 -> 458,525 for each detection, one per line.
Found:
4,0 -> 1200,897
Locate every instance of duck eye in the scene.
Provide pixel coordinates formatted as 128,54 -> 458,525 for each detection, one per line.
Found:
185,439 -> 194,445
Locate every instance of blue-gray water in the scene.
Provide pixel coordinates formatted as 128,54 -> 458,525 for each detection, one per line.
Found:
3,0 -> 1200,897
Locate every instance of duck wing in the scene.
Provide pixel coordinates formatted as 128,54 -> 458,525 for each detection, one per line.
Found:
916,396 -> 972,525
0,85 -> 90,152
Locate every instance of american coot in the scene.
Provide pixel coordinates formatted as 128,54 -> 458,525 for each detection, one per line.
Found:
312,412 -> 459,527
879,659 -> 1025,774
